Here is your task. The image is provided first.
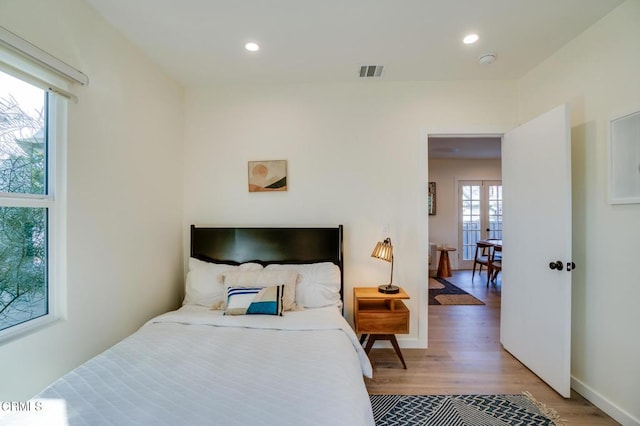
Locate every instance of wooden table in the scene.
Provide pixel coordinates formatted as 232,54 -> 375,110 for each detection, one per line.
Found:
353,287 -> 410,369
437,247 -> 456,278
478,239 -> 502,248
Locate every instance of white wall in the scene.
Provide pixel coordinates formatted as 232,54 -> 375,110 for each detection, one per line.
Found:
183,81 -> 518,347
0,0 -> 185,399
428,158 -> 502,269
517,1 -> 640,424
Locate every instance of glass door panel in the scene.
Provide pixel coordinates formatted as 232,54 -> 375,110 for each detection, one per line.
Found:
487,183 -> 503,240
461,183 -> 482,263
459,180 -> 502,268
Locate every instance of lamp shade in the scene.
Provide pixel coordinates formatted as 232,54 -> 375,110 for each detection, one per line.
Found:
371,238 -> 393,262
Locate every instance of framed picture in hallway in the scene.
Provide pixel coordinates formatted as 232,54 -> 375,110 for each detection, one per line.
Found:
428,182 -> 436,215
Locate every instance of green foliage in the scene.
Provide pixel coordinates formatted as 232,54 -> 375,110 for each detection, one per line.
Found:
0,94 -> 47,328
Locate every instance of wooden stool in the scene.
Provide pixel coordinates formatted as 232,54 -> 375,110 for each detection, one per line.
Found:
437,247 -> 456,278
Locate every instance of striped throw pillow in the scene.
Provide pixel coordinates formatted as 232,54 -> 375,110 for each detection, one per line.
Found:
224,285 -> 284,316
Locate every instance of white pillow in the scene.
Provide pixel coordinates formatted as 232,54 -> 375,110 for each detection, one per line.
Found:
221,270 -> 299,311
264,262 -> 341,308
183,258 -> 263,307
238,263 -> 265,271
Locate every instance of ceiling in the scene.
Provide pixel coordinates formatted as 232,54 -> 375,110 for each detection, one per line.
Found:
84,0 -> 624,88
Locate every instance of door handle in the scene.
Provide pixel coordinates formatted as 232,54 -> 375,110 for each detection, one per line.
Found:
549,261 -> 564,271
549,261 -> 576,271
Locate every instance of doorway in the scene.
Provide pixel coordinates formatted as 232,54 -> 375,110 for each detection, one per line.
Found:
427,134 -> 503,343
425,105 -> 573,398
427,135 -> 502,271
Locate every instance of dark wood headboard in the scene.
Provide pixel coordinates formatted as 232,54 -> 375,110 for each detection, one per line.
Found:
190,225 -> 344,301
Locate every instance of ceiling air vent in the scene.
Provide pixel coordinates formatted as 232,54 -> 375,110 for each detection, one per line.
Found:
359,65 -> 384,78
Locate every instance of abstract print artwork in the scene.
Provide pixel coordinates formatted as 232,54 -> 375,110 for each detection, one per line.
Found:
248,160 -> 288,192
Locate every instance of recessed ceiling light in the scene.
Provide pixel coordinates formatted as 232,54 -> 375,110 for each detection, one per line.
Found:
245,42 -> 260,52
463,34 -> 479,44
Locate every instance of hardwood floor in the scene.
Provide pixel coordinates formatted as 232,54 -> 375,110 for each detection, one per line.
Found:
364,270 -> 619,425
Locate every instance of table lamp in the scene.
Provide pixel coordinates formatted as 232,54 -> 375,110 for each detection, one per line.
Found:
371,237 -> 399,294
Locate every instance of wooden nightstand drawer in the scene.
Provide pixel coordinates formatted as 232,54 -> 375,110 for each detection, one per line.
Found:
356,300 -> 409,334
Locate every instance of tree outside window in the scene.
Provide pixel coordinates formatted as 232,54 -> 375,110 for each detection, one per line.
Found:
0,72 -> 48,332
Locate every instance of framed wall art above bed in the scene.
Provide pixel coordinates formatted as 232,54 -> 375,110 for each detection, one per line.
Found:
248,160 -> 288,192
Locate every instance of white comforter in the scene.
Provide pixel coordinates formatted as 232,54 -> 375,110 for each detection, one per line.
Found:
37,306 -> 374,426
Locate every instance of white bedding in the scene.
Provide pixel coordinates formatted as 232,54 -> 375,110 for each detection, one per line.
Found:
37,306 -> 374,426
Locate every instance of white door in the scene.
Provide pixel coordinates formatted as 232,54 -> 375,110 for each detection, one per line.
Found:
501,104 -> 573,397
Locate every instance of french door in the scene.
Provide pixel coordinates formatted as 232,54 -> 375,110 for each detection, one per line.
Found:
458,180 -> 502,269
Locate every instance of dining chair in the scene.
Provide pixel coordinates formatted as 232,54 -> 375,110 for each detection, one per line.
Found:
486,238 -> 502,260
472,241 -> 493,280
487,244 -> 502,285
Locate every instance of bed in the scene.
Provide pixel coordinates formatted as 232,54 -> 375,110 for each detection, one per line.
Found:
36,225 -> 374,425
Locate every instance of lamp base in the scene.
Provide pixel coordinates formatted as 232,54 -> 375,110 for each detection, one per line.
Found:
378,284 -> 400,294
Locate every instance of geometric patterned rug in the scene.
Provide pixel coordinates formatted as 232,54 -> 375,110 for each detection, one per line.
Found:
370,393 -> 566,425
428,277 -> 485,306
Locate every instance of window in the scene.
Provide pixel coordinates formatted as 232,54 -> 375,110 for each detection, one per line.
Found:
0,69 -> 65,341
458,180 -> 502,268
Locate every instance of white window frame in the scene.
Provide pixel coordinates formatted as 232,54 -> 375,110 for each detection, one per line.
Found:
0,74 -> 67,344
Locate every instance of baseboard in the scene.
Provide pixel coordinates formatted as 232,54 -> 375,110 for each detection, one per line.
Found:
571,376 -> 639,426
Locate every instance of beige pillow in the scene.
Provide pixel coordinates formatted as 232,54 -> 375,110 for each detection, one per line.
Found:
221,270 -> 299,311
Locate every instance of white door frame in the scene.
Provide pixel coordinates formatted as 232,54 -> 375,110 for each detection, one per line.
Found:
420,129 -> 505,350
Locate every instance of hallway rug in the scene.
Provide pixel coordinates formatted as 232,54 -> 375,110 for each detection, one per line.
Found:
428,277 -> 484,305
370,392 -> 566,425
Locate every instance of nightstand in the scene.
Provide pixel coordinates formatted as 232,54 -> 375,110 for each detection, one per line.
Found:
353,287 -> 410,369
